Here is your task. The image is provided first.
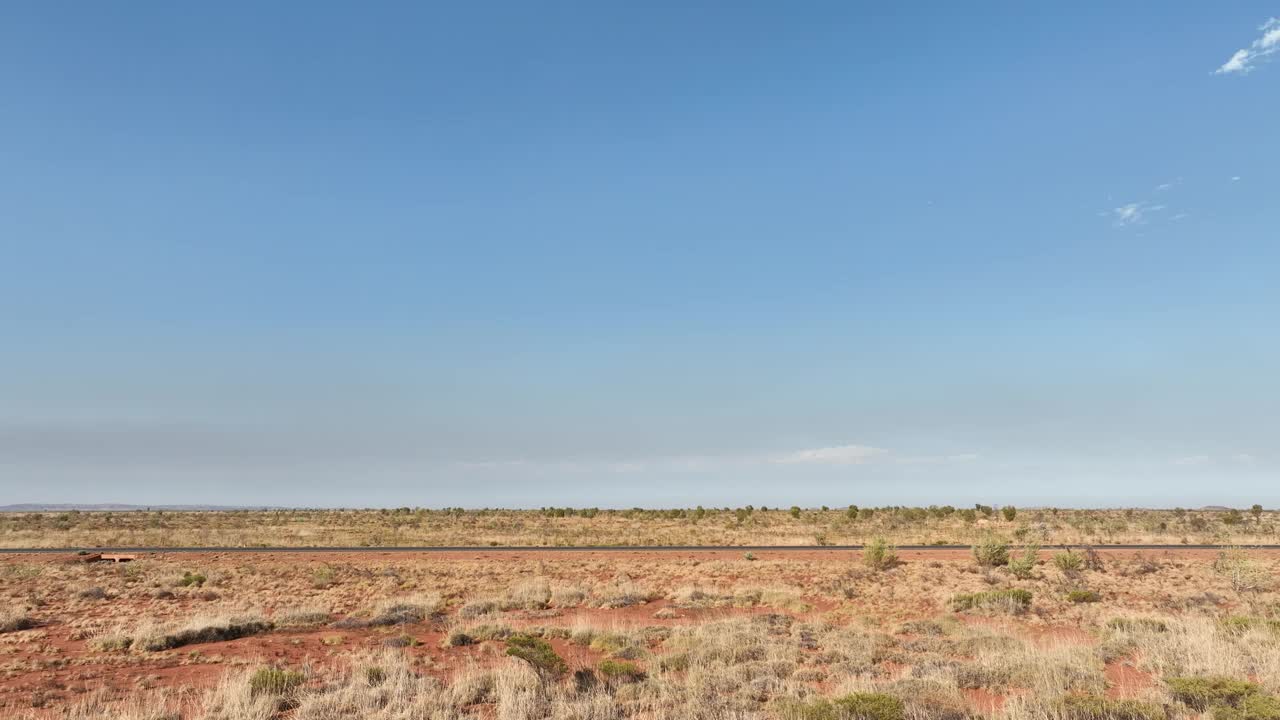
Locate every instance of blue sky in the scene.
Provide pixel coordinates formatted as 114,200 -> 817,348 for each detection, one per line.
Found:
2,3 -> 1277,508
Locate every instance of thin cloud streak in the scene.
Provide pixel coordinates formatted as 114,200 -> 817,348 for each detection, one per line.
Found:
1216,17 -> 1280,74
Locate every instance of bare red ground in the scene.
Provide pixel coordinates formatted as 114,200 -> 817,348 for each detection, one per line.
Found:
1,547 -> 1262,716
1105,659 -> 1156,698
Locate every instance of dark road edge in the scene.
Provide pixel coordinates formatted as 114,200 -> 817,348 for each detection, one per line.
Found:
2,544 -> 1278,553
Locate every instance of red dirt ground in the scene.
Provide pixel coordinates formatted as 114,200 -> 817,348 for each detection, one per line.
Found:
0,547 -> 1255,715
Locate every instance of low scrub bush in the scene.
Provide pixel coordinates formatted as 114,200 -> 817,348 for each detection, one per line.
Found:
1008,539 -> 1041,579
1055,550 -> 1086,573
505,634 -> 567,678
1067,589 -> 1102,603
776,692 -> 905,720
383,633 -> 418,648
972,536 -> 1010,567
443,623 -> 512,647
0,610 -> 36,633
951,588 -> 1031,613
863,538 -> 898,571
458,599 -> 500,618
248,667 -> 306,696
275,606 -> 330,628
597,659 -> 645,683
177,571 -> 207,588
1052,695 -> 1168,720
1166,676 -> 1260,711
1219,616 -> 1280,635
1214,694 -> 1280,720
135,615 -> 273,651
335,594 -> 442,628
89,633 -> 132,652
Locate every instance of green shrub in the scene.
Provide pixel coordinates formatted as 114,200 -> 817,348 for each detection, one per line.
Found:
1219,616 -> 1280,635
1215,694 -> 1280,720
598,659 -> 645,682
1054,550 -> 1086,573
178,572 -> 207,588
777,693 -> 905,720
505,634 -> 568,678
972,536 -> 1010,567
1166,676 -> 1260,710
863,538 -> 898,571
833,693 -> 905,720
1067,589 -> 1102,603
951,588 -> 1032,613
1009,542 -> 1040,579
364,666 -> 387,686
248,667 -> 305,695
1002,506 -> 1017,521
1053,695 -> 1167,720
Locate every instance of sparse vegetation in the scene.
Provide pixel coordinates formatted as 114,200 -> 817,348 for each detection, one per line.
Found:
777,692 -> 905,720
0,609 -> 36,633
597,659 -> 646,682
972,535 -> 1010,567
505,634 -> 568,678
3,511 -> 1280,719
1166,676 -> 1260,710
862,537 -> 898,571
1051,695 -> 1168,720
1054,549 -> 1086,573
132,614 -> 273,651
248,667 -> 306,695
951,588 -> 1032,613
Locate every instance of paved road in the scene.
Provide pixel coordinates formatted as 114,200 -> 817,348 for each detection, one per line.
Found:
1,544 -> 1276,553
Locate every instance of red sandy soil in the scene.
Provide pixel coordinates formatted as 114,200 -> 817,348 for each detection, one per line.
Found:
1105,658 -> 1156,698
4,546 -> 1272,566
0,547 -> 1255,715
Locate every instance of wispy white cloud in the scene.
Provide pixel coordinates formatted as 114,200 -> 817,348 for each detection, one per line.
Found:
1109,201 -> 1165,227
771,444 -> 889,465
1231,453 -> 1257,464
1216,17 -> 1280,74
1172,455 -> 1211,466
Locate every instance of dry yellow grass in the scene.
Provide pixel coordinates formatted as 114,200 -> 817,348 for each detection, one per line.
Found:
2,545 -> 1278,718
1,506 -> 1277,548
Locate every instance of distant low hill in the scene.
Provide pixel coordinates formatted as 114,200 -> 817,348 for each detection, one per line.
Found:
0,504 -> 277,512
